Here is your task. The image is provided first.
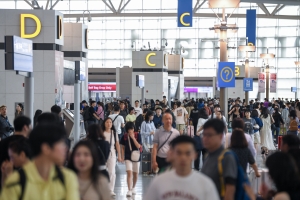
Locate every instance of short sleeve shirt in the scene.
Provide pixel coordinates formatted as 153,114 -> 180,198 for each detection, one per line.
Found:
109,114 -> 124,135
120,133 -> 142,161
126,114 -> 136,122
174,107 -> 188,124
104,131 -> 119,155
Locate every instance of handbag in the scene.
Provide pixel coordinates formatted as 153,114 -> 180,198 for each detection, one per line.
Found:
128,135 -> 141,162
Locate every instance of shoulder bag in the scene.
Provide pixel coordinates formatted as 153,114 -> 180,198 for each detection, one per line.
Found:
128,135 -> 140,162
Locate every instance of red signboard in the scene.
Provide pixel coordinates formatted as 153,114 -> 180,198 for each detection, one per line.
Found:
88,84 -> 116,91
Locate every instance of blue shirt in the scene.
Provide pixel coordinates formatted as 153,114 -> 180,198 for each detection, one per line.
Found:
153,115 -> 162,128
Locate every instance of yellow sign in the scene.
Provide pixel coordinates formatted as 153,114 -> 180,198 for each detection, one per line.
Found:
146,53 -> 156,67
182,57 -> 184,69
180,13 -> 190,27
57,16 -> 62,39
221,67 -> 234,83
164,54 -> 167,66
235,66 -> 240,76
85,29 -> 89,49
20,14 -> 41,39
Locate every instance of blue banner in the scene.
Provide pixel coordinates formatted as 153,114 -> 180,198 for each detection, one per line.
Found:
246,9 -> 256,46
243,78 -> 253,91
218,62 -> 235,88
177,0 -> 193,27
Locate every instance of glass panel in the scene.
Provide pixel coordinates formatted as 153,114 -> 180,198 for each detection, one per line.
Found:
0,1 -> 15,9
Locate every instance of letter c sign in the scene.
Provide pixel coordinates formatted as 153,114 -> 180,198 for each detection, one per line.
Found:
146,53 -> 156,67
20,14 -> 41,39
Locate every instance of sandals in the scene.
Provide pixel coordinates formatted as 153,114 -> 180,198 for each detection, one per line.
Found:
261,147 -> 269,155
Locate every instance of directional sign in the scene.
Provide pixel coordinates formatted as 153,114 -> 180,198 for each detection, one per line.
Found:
243,78 -> 253,91
217,62 -> 235,88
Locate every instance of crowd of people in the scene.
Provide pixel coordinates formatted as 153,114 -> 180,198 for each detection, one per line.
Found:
0,96 -> 299,200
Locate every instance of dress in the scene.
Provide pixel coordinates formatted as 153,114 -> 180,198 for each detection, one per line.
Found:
260,115 -> 276,150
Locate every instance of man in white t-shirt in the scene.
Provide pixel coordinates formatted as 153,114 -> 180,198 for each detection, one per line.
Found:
144,135 -> 219,200
109,105 -> 125,141
134,100 -> 143,117
173,102 -> 188,134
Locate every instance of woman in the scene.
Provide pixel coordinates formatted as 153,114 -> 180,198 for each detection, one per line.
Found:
140,111 -> 156,152
15,103 -> 24,118
101,118 -> 122,197
230,129 -> 260,176
189,105 -> 199,136
251,109 -> 263,149
260,107 -> 276,154
96,101 -> 105,125
86,124 -> 110,179
228,105 -> 242,120
287,110 -> 299,135
194,108 -> 207,171
33,109 -> 42,127
272,108 -> 284,144
120,122 -> 142,197
261,152 -> 300,200
1,138 -> 32,186
68,140 -> 111,200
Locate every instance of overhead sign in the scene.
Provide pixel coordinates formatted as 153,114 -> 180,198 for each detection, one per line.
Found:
20,14 -> 42,39
246,9 -> 256,46
258,72 -> 265,93
218,62 -> 235,88
235,65 -> 245,77
5,36 -> 33,72
177,0 -> 193,27
88,84 -> 116,91
243,78 -> 253,91
146,53 -> 156,67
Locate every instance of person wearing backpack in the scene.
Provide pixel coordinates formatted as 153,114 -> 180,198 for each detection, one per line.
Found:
100,118 -> 122,197
201,119 -> 240,200
0,123 -> 80,200
287,110 -> 299,135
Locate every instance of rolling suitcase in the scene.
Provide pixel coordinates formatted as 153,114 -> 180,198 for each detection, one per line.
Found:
249,169 -> 273,196
278,136 -> 283,150
141,152 -> 151,174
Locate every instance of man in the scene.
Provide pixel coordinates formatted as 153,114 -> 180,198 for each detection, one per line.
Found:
197,99 -> 204,110
51,105 -> 65,127
201,119 -> 237,200
80,100 -> 88,114
155,99 -> 161,109
109,106 -> 125,141
210,104 -> 227,126
281,134 -> 300,153
173,102 -> 188,135
86,101 -> 100,126
225,118 -> 256,158
153,107 -> 162,128
0,123 -> 79,200
162,96 -> 168,106
0,105 -> 14,139
0,116 -> 31,188
144,135 -> 219,200
267,103 -> 274,114
203,101 -> 211,116
152,113 -> 180,173
126,107 -> 136,123
134,100 -> 143,117
119,101 -> 128,134
243,109 -> 257,140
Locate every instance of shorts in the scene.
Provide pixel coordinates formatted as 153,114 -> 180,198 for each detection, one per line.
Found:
253,131 -> 261,144
176,124 -> 185,131
125,160 -> 140,173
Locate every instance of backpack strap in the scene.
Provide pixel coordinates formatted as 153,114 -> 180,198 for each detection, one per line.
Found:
217,149 -> 231,198
18,168 -> 26,200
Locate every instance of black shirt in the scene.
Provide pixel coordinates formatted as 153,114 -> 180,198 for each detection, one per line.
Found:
120,133 -> 141,162
93,139 -> 110,165
230,147 -> 255,173
120,109 -> 128,121
87,106 -> 96,121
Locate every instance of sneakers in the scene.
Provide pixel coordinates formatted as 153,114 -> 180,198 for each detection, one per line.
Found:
131,188 -> 136,195
126,190 -> 132,197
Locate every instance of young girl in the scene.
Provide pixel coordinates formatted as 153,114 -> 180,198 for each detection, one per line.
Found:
120,122 -> 142,197
101,117 -> 122,197
140,111 -> 156,152
68,140 -> 111,200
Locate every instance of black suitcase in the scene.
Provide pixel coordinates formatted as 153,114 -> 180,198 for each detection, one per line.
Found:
141,152 -> 151,173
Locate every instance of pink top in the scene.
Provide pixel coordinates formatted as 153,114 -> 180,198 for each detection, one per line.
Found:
96,106 -> 104,120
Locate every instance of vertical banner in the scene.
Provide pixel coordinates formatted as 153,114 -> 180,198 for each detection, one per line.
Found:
270,73 -> 277,93
217,62 -> 235,88
243,78 -> 253,91
177,0 -> 193,27
246,9 -> 256,46
258,73 -> 265,93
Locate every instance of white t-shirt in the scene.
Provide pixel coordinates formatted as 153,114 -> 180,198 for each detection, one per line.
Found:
196,118 -> 208,134
144,169 -> 219,200
108,114 -> 124,135
104,131 -> 119,154
134,107 -> 143,117
174,107 -> 188,124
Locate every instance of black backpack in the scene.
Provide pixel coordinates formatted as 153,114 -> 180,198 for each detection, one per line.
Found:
6,165 -> 65,200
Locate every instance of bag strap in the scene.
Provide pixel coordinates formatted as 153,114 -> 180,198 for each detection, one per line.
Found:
128,135 -> 133,152
18,168 -> 26,200
217,149 -> 231,198
113,114 -> 120,123
157,131 -> 173,153
96,143 -> 106,162
53,165 -> 65,188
